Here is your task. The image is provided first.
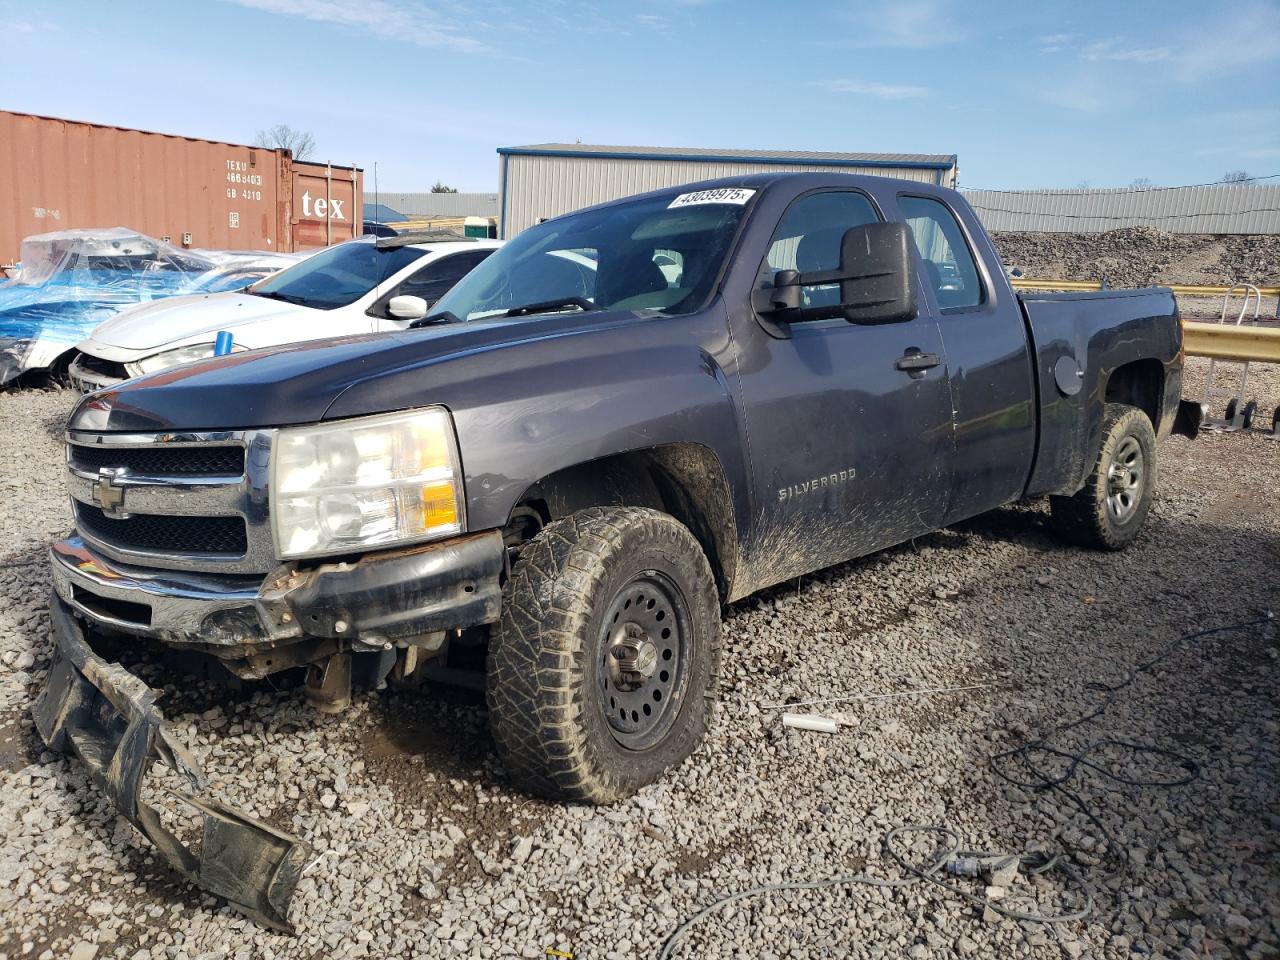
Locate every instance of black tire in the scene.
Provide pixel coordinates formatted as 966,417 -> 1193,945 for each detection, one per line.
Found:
1242,400 -> 1257,430
1049,403 -> 1157,551
486,506 -> 721,803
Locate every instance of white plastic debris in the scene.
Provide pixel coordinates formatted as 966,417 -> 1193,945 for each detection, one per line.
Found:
781,713 -> 840,733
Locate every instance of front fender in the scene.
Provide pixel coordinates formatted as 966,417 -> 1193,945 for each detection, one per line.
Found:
322,304 -> 750,539
455,308 -> 749,534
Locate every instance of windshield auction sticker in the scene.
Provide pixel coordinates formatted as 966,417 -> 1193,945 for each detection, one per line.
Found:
668,188 -> 756,208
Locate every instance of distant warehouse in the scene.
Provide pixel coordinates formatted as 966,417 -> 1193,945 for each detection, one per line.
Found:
496,143 -> 959,238
363,192 -> 498,221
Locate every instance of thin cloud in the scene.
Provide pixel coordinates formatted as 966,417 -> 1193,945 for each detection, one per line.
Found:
7,18 -> 58,32
1035,2 -> 1278,76
1038,33 -> 1170,62
1081,38 -> 1171,63
219,0 -> 490,53
1174,0 -> 1280,79
822,79 -> 929,100
838,0 -> 965,49
1036,32 -> 1078,48
635,13 -> 670,29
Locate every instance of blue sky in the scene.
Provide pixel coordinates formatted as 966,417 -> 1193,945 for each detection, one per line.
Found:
2,0 -> 1278,192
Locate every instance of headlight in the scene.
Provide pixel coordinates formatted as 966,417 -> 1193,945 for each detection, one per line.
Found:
270,407 -> 465,559
125,342 -> 246,376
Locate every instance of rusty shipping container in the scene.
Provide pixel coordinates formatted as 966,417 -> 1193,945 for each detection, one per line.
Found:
0,110 -> 362,265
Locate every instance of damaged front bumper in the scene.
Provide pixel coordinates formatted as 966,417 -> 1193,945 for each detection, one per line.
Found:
50,529 -> 505,675
33,597 -> 309,930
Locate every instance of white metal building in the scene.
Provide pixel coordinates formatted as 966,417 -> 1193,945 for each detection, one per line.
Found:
362,192 -> 498,220
496,143 -> 959,238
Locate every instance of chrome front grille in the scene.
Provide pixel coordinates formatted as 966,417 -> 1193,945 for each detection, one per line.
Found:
66,429 -> 276,574
75,504 -> 249,555
69,443 -> 246,477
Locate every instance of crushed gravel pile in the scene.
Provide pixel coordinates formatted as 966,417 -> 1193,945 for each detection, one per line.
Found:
991,228 -> 1280,319
991,228 -> 1280,289
1,368 -> 1278,960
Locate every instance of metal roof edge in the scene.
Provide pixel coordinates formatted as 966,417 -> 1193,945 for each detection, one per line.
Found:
495,145 -> 956,170
1,109 -> 362,170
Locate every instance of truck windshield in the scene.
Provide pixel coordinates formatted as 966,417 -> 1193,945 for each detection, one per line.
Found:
247,240 -> 426,310
429,192 -> 751,321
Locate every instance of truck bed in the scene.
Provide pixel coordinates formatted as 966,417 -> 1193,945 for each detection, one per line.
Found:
1018,287 -> 1181,497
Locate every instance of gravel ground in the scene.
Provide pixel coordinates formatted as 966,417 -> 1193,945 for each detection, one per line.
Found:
1,362 -> 1278,960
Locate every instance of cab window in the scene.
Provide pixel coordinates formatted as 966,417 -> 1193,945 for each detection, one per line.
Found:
898,195 -> 984,310
760,191 -> 881,317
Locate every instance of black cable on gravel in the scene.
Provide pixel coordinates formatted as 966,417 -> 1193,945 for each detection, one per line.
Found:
659,613 -> 1275,959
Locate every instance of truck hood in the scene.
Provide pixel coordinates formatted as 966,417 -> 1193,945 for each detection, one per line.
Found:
68,310 -> 633,433
81,292 -> 315,354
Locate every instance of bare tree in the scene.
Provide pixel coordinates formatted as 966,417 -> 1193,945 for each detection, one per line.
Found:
430,181 -> 459,193
1220,170 -> 1251,183
254,124 -> 316,160
1127,177 -> 1155,189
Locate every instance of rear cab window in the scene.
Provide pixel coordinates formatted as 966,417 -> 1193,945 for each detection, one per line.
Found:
897,195 -> 985,311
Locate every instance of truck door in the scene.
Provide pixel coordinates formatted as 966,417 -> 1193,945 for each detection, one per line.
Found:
894,193 -> 1036,523
735,189 -> 954,585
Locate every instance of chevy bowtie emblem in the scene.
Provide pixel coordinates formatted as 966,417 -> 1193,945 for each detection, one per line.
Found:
91,471 -> 127,519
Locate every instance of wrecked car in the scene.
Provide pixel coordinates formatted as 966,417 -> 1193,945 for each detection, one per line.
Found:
0,228 -> 297,385
37,172 -> 1195,923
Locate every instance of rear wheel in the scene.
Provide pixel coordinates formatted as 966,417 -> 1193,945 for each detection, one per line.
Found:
486,506 -> 720,803
1048,403 -> 1156,551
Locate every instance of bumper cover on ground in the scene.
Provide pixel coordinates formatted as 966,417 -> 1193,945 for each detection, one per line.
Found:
33,596 -> 309,931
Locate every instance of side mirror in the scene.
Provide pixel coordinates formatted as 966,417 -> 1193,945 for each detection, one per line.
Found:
836,222 -> 916,325
387,295 -> 429,321
761,270 -> 801,311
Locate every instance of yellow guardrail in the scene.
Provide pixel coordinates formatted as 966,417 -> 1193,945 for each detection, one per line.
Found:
1181,321 -> 1280,363
1012,278 -> 1280,298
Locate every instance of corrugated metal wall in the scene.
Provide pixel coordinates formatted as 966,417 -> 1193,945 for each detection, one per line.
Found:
963,184 -> 1280,234
0,110 -> 289,261
0,110 -> 362,263
366,192 -> 499,218
291,163 -> 363,250
499,155 -> 951,237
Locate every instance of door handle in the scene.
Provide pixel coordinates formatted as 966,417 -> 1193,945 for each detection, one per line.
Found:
894,350 -> 941,378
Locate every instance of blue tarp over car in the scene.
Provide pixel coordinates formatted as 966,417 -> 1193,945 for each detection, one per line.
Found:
0,227 -> 297,385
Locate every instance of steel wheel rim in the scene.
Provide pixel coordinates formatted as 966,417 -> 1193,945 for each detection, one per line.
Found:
1106,435 -> 1144,522
597,571 -> 691,750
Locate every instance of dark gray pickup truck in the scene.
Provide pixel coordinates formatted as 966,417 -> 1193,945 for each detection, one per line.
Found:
36,172 -> 1195,926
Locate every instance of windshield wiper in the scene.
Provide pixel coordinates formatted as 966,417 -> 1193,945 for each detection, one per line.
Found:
409,310 -> 462,328
504,296 -> 597,318
251,290 -> 309,306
